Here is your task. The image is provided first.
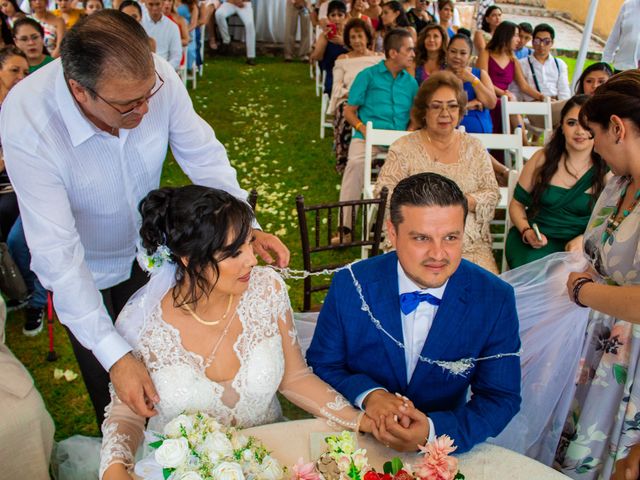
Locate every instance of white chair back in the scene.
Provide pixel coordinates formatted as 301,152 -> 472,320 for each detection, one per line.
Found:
491,169 -> 520,272
501,95 -> 553,140
468,128 -> 524,171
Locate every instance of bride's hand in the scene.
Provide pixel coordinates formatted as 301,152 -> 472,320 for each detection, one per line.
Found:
359,413 -> 375,433
103,463 -> 134,480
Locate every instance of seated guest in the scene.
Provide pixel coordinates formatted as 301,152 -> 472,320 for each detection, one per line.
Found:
426,0 -> 460,30
477,21 -> 544,135
405,0 -> 434,35
0,0 -> 26,28
308,172 -> 521,454
333,28 -> 418,243
0,46 -> 27,241
162,0 -> 190,69
374,1 -> 416,53
511,23 -> 570,126
119,0 -> 157,51
363,0 -> 381,30
52,0 -> 84,29
28,0 -> 64,57
436,0 -> 455,38
445,33 -> 496,133
374,71 -> 500,273
0,295 -> 55,478
176,0 -> 198,71
505,95 -> 608,269
142,0 -> 181,69
348,0 -> 372,27
328,18 -> 381,173
12,18 -> 53,72
413,23 -> 447,84
215,0 -> 256,65
84,0 -> 103,15
574,61 -> 613,95
284,0 -> 311,62
310,0 -> 348,95
473,4 -> 500,54
514,21 -> 532,60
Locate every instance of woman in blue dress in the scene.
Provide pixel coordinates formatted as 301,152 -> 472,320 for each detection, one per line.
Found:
445,33 -> 496,133
176,0 -> 198,70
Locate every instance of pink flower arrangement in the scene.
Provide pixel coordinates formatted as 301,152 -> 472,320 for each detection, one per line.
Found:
291,457 -> 322,480
414,435 -> 460,480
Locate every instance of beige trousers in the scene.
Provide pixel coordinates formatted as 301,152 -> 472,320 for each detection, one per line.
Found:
284,1 -> 311,59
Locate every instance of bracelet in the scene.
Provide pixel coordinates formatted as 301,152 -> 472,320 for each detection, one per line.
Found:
355,410 -> 366,434
521,227 -> 532,244
354,121 -> 363,131
572,277 -> 594,308
471,77 -> 480,87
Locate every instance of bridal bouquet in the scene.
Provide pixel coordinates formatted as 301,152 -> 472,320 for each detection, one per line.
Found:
134,412 -> 284,480
323,432 -> 464,480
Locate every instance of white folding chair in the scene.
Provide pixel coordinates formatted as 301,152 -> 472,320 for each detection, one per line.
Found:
468,128 -> 524,171
501,95 -> 553,142
497,170 -> 520,272
319,93 -> 333,139
198,24 -> 205,77
315,63 -> 324,97
178,46 -> 188,85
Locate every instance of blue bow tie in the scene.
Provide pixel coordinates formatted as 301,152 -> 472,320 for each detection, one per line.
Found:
399,291 -> 442,315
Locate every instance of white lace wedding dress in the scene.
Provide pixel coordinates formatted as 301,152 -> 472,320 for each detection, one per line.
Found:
99,265 -> 360,479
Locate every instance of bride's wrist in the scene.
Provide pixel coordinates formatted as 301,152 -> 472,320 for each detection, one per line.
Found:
103,463 -> 132,480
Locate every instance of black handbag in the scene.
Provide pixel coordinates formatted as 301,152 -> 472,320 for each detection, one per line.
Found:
0,242 -> 28,301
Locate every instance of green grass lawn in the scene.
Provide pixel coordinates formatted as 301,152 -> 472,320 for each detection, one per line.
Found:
4,53 -> 594,442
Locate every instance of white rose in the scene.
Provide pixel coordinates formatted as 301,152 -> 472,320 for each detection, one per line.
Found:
213,461 -> 246,480
164,414 -> 195,437
179,472 -> 204,480
231,434 -> 249,450
242,450 -> 254,462
155,437 -> 190,468
258,455 -> 283,480
200,431 -> 234,462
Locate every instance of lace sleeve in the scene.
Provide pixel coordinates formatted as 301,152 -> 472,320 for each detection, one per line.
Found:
270,273 -> 362,431
99,384 -> 146,479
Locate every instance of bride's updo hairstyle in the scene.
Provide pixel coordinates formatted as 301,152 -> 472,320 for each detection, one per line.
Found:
139,185 -> 254,306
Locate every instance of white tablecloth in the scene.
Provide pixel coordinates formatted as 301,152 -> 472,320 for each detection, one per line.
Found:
243,418 -> 571,480
255,0 -> 287,43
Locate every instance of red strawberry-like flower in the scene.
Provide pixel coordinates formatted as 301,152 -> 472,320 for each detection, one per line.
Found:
364,471 -> 381,480
393,469 -> 413,480
380,474 -> 393,480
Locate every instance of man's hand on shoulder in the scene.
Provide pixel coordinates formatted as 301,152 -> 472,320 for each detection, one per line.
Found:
253,230 -> 290,268
371,406 -> 430,452
109,352 -> 159,417
363,390 -> 412,428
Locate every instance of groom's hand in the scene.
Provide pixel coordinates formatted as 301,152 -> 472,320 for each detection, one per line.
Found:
363,390 -> 413,427
110,352 -> 159,417
372,407 -> 430,452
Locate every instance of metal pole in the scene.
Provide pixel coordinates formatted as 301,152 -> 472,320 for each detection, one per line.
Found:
572,0 -> 600,90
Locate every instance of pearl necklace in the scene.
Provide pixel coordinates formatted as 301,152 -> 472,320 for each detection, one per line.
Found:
182,294 -> 234,326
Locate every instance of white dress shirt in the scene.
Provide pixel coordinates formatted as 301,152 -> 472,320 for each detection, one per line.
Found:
603,0 -> 640,71
0,56 -> 247,371
513,54 -> 571,101
142,15 -> 183,70
355,262 -> 447,442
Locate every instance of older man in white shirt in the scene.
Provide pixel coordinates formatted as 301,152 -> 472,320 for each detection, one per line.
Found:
0,11 -> 288,427
142,0 -> 182,69
603,0 -> 640,72
215,0 -> 256,65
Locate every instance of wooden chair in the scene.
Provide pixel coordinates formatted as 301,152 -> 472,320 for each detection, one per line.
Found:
296,188 -> 388,311
248,189 -> 258,211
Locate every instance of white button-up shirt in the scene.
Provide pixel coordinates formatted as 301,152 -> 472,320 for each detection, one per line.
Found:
355,262 -> 447,441
0,56 -> 247,371
603,0 -> 640,71
142,15 -> 182,70
515,54 -> 571,101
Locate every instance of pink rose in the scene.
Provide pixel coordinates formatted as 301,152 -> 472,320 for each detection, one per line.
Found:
291,458 -> 321,480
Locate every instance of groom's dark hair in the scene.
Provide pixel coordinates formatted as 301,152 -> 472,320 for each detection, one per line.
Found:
389,172 -> 468,227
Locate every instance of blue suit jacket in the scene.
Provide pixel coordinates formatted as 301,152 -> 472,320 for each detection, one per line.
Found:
306,252 -> 521,453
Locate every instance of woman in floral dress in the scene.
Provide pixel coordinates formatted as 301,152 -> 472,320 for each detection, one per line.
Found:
556,70 -> 640,479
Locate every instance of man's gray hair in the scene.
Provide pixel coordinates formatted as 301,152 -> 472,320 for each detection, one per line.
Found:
389,172 -> 468,227
60,10 -> 154,93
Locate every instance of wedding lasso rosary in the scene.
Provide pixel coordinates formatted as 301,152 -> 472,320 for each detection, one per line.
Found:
270,261 -> 522,377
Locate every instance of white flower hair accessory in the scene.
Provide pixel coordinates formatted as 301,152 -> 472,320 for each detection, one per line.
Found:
136,241 -> 174,274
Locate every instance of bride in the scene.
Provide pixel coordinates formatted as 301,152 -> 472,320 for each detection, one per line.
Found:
99,185 -> 377,480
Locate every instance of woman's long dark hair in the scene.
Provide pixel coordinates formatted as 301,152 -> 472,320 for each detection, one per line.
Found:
12,17 -> 50,56
481,5 -> 501,33
575,61 -> 613,94
486,20 -> 517,55
139,185 -> 254,307
529,95 -> 607,217
377,0 -> 410,31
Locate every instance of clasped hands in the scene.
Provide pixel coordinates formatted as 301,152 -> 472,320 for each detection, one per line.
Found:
359,390 -> 430,452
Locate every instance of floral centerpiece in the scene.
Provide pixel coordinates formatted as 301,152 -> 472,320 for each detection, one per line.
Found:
135,412 -> 284,480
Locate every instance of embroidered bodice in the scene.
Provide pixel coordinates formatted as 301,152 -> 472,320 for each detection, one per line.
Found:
99,267 -> 360,479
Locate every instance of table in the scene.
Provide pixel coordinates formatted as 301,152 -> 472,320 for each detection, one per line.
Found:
243,418 -> 570,480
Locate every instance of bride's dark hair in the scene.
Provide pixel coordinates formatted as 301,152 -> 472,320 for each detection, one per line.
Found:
139,185 -> 254,307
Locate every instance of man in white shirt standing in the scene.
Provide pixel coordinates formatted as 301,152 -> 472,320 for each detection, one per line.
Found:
603,0 -> 640,73
215,0 -> 256,65
0,11 -> 288,427
142,0 -> 182,69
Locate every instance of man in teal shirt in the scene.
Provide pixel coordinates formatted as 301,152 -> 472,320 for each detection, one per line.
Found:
335,29 -> 418,242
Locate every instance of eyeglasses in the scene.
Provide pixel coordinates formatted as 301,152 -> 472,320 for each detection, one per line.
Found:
533,37 -> 553,46
15,34 -> 42,43
85,70 -> 164,117
427,102 -> 459,114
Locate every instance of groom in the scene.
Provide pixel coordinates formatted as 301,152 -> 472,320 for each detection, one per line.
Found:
307,173 -> 521,453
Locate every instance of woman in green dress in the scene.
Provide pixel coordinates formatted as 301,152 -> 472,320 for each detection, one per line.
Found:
505,95 -> 609,269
